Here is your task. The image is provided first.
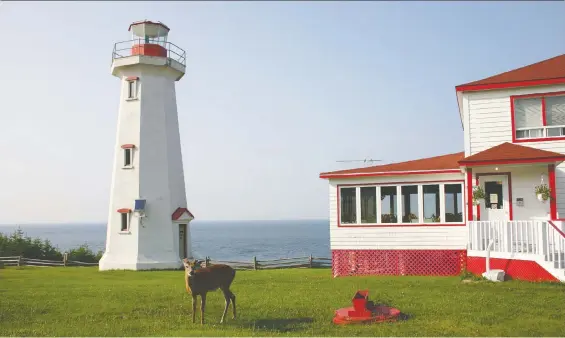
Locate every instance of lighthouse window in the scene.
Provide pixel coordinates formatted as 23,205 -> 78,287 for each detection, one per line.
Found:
123,148 -> 132,167
120,213 -> 129,231
127,80 -> 137,99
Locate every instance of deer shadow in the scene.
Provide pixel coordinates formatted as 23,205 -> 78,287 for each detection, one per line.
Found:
247,317 -> 314,333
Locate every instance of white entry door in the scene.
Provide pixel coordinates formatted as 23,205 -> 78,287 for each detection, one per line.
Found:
479,175 -> 510,221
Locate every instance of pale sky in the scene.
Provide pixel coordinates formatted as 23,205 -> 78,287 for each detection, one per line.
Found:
0,1 -> 563,223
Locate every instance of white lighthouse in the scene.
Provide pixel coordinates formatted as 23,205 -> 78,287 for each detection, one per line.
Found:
99,20 -> 194,271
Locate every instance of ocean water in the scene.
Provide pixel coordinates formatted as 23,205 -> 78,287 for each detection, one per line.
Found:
0,220 -> 330,261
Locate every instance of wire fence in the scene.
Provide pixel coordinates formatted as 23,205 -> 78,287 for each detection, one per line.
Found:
0,255 -> 97,267
204,255 -> 332,270
0,255 -> 331,270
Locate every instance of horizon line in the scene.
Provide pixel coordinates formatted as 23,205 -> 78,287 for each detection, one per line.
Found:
0,218 -> 330,226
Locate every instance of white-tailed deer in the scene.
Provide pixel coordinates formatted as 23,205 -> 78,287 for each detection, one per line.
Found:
182,258 -> 236,324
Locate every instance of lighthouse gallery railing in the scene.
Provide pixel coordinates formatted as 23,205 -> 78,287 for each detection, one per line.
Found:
111,39 -> 187,67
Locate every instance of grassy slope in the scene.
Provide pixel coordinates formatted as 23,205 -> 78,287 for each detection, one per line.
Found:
1,267 -> 564,337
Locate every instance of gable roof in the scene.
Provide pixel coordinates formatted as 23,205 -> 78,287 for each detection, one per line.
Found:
458,142 -> 565,166
171,207 -> 194,221
319,152 -> 464,179
456,54 -> 565,92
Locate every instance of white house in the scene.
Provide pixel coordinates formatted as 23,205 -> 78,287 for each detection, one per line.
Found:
99,21 -> 194,271
320,54 -> 565,282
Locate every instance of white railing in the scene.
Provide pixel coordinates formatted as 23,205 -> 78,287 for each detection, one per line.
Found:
546,221 -> 565,270
468,220 -> 565,269
469,220 -> 542,254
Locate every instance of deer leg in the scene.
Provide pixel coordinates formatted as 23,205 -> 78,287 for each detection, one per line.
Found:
191,295 -> 197,324
230,291 -> 236,320
200,293 -> 206,325
220,289 -> 231,324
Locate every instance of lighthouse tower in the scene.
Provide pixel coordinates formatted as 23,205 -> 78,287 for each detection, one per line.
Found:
99,21 -> 194,271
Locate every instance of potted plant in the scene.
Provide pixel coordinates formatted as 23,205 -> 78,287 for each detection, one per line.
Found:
472,185 -> 485,205
535,184 -> 551,203
381,214 -> 397,223
403,213 -> 418,223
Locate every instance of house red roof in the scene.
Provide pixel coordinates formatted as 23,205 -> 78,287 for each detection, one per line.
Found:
319,152 -> 464,179
456,54 -> 565,91
458,142 -> 565,166
172,207 -> 194,221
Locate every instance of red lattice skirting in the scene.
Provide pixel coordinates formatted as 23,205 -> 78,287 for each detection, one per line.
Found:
332,249 -> 466,277
466,256 -> 558,282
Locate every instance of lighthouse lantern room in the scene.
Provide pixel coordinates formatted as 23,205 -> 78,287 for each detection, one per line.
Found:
99,21 -> 193,271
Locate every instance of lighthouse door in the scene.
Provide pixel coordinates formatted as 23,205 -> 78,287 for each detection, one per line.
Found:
179,224 -> 187,259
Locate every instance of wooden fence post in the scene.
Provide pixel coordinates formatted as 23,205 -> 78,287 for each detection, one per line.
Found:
17,255 -> 22,267
205,256 -> 210,267
253,256 -> 257,270
63,253 -> 68,267
309,254 -> 313,268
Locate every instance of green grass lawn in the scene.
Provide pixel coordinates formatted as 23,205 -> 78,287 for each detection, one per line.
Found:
1,267 -> 564,337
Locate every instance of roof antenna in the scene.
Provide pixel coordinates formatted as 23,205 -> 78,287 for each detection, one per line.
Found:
336,158 -> 382,166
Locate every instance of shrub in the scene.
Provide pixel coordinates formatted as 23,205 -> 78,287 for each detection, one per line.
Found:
0,228 -> 102,263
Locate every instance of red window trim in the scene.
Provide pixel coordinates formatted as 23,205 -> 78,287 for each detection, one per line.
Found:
117,208 -> 131,213
126,76 -> 139,81
336,179 -> 466,228
121,144 -> 135,149
511,90 -> 565,143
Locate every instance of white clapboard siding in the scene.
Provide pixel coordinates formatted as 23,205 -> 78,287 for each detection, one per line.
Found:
328,173 -> 467,250
330,227 -> 467,250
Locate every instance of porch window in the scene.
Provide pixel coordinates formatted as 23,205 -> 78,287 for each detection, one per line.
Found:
337,182 -> 464,226
444,184 -> 463,222
514,93 -> 565,140
401,185 -> 419,223
360,187 -> 377,223
340,187 -> 356,224
380,186 -> 397,223
423,185 -> 440,223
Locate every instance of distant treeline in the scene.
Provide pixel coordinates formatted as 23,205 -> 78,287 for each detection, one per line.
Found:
0,228 -> 102,263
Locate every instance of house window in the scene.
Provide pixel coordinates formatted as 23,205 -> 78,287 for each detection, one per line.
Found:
401,185 -> 419,223
340,187 -> 356,224
127,79 -> 137,100
121,212 -> 129,231
514,93 -> 565,140
444,184 -> 463,222
380,186 -> 397,223
360,187 -> 376,223
338,182 -> 465,226
423,185 -> 440,223
546,95 -> 565,137
123,148 -> 132,167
